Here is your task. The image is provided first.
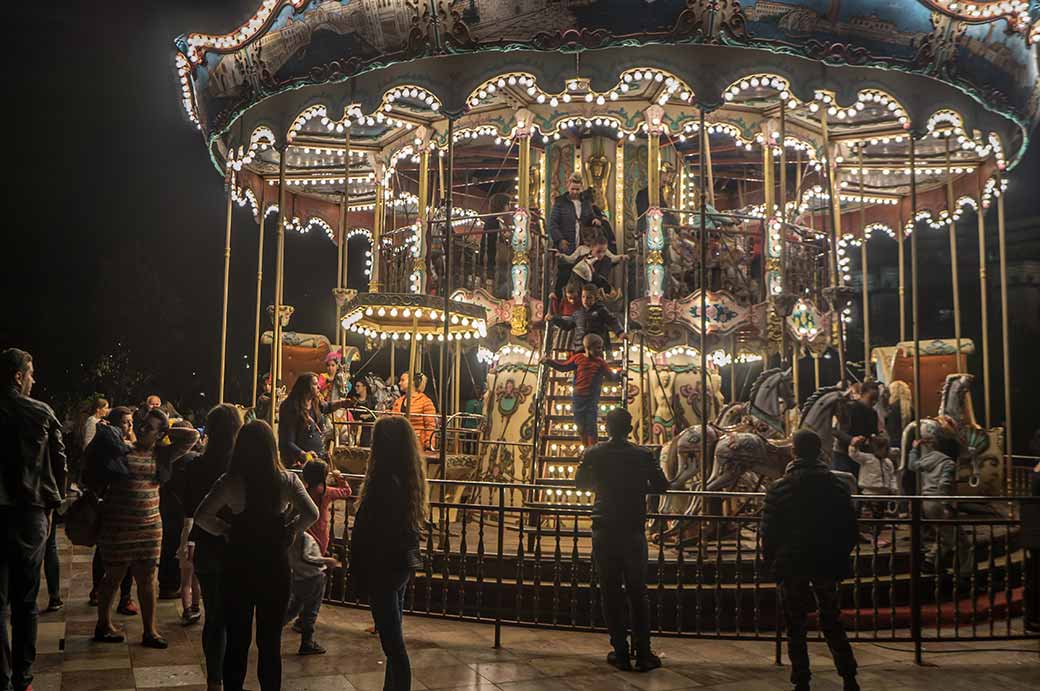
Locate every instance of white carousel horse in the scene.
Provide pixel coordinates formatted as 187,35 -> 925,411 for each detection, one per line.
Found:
656,368 -> 794,522
898,373 -> 1003,493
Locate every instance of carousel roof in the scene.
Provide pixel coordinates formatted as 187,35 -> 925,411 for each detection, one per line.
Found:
174,1 -> 1039,246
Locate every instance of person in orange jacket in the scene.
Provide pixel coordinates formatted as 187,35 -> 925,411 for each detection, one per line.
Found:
391,372 -> 437,451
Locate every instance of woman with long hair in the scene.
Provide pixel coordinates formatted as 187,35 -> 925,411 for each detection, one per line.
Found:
351,416 -> 428,691
278,372 -> 350,466
167,404 -> 243,691
194,421 -> 318,691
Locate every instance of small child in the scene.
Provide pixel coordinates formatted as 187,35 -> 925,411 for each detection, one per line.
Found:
286,530 -> 339,655
850,434 -> 898,496
552,283 -> 625,353
543,333 -> 622,448
549,280 -> 583,351
301,459 -> 352,555
558,227 -> 623,291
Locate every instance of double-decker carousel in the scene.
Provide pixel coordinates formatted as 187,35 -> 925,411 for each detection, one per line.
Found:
174,0 -> 1039,636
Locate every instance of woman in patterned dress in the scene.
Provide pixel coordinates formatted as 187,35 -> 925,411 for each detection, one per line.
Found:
94,407 -> 198,648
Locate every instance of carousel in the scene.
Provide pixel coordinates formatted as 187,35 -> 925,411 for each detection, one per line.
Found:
175,1 -> 1039,636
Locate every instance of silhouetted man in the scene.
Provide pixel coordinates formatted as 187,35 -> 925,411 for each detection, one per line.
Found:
575,408 -> 668,673
1,348 -> 67,691
762,429 -> 859,691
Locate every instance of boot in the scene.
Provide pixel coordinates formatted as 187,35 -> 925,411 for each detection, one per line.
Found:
633,651 -> 661,673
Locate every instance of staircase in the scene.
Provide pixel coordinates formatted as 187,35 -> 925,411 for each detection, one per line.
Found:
527,346 -> 628,507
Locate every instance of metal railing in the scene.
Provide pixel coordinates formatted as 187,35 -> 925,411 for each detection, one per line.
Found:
322,478 -> 1039,662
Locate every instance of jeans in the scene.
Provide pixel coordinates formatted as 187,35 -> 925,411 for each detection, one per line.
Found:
369,572 -> 411,691
195,569 -> 226,685
222,560 -> 290,691
573,391 -> 601,446
285,573 -> 325,640
591,529 -> 651,657
91,548 -> 132,602
0,507 -> 49,691
923,501 -> 972,576
43,518 -> 59,602
779,576 -> 857,685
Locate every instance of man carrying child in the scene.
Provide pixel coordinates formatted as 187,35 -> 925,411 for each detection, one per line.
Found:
551,283 -> 625,353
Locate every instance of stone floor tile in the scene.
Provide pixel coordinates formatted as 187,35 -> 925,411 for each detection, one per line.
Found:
470,662 -> 545,684
624,668 -> 708,691
30,672 -> 62,691
346,669 -> 429,691
282,652 -> 387,677
559,672 -> 643,691
415,663 -> 487,689
525,654 -> 604,678
283,673 -> 359,691
133,664 -> 208,687
494,678 -> 573,691
59,667 -> 137,691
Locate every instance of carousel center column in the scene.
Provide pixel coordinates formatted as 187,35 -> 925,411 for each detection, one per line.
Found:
643,105 -> 665,335
511,108 -> 534,337
411,127 -> 432,294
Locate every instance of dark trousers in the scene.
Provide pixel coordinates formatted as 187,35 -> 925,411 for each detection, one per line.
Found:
196,568 -> 227,685
831,451 -> 859,477
158,504 -> 182,594
591,529 -> 651,657
91,548 -> 132,601
222,560 -> 290,691
779,576 -> 857,685
554,260 -> 574,299
573,391 -> 601,446
43,518 -> 59,601
0,507 -> 48,691
285,573 -> 325,640
369,572 -> 411,691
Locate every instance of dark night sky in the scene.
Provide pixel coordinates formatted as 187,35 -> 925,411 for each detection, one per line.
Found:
3,1 -> 1040,443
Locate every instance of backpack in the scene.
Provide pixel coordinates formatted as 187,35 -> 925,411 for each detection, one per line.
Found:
64,490 -> 102,547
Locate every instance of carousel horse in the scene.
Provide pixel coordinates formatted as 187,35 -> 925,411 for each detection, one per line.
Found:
898,373 -> 1003,494
703,384 -> 855,501
655,368 -> 793,526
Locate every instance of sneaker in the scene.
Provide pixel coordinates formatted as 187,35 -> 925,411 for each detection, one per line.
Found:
44,598 -> 64,613
607,650 -> 632,671
117,599 -> 139,616
92,627 -> 125,643
633,652 -> 662,673
298,640 -> 327,656
291,619 -> 304,634
181,607 -> 202,626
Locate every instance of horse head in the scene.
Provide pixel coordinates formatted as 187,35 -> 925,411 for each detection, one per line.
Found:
748,368 -> 794,435
798,385 -> 847,463
938,373 -> 975,427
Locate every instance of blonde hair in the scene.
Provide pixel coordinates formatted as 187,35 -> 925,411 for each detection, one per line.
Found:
568,172 -> 584,185
888,380 -> 912,422
583,333 -> 604,353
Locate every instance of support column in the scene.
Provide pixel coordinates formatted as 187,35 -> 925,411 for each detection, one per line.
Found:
335,128 -> 352,350
698,108 -> 709,488
996,182 -> 1013,468
218,170 -> 235,404
820,108 -> 847,387
976,175 -> 991,427
944,139 -> 963,372
412,127 -> 431,293
909,134 -> 921,436
439,118 -> 455,478
859,147 -> 870,373
271,146 -> 288,428
369,158 -> 386,293
643,106 -> 666,334
511,110 -> 534,337
898,208 -> 906,343
250,191 -> 267,408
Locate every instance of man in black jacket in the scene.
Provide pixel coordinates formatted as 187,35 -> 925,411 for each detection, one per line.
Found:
575,409 -> 669,673
548,173 -> 604,296
832,380 -> 879,476
0,348 -> 67,691
762,429 -> 859,691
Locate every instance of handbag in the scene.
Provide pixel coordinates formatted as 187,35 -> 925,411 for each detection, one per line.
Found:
64,490 -> 102,547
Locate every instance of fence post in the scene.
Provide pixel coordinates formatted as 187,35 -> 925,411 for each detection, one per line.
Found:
909,495 -> 923,665
495,484 -> 505,648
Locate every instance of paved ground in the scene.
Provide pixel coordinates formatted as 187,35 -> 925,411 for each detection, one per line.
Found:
29,540 -> 1039,690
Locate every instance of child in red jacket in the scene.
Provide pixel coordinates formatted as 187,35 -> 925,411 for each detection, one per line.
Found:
542,333 -> 621,448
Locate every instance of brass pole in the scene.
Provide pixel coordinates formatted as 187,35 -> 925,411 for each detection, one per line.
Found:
897,207 -> 906,343
778,104 -> 787,217
763,135 -> 775,215
699,109 -> 709,485
976,174 -> 991,427
271,146 -> 288,428
369,178 -> 385,293
218,171 -> 234,404
704,125 -> 716,208
791,342 -> 801,406
730,334 -> 738,403
648,129 -> 661,208
439,118 -> 455,478
813,352 -> 821,390
859,147 -> 870,374
820,109 -> 847,387
996,183 -> 1012,467
945,138 -> 963,371
337,129 -> 351,349
454,342 -> 462,415
910,135 -> 921,436
250,193 -> 267,408
390,343 -> 396,384
406,316 -> 418,417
